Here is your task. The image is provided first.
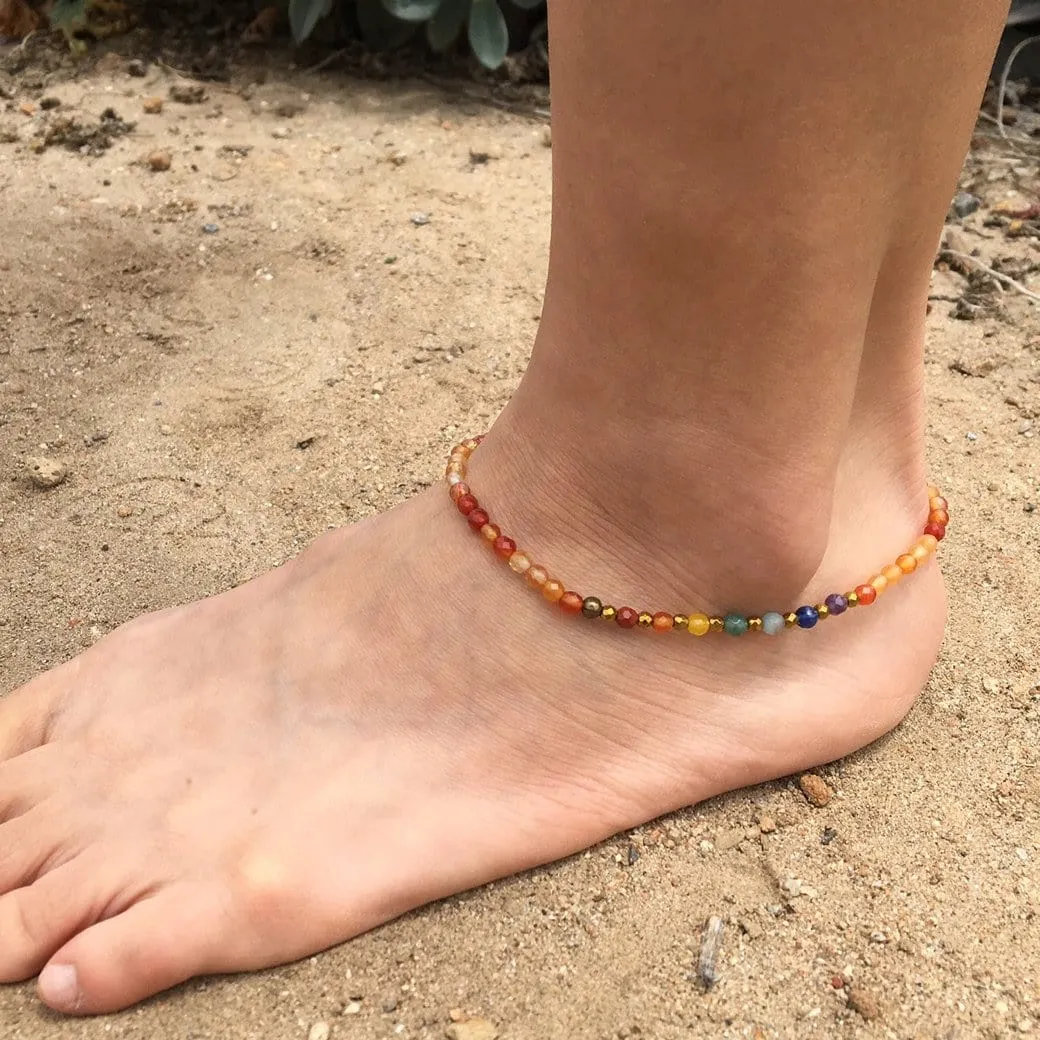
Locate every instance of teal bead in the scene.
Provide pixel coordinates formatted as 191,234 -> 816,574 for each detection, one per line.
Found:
723,613 -> 749,636
761,611 -> 786,636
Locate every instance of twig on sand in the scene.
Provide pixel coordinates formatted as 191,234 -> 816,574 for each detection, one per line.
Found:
997,35 -> 1040,146
941,249 -> 1040,303
303,48 -> 348,74
696,916 -> 725,990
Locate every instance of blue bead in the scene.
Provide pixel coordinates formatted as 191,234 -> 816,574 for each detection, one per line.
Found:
795,605 -> 819,629
761,611 -> 786,635
724,613 -> 749,636
824,593 -> 848,616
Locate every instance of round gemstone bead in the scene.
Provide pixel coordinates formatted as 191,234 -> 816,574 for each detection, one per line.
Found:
896,553 -> 917,574
559,591 -> 584,615
687,613 -> 710,636
467,508 -> 490,531
455,494 -> 478,516
869,573 -> 888,594
449,482 -> 470,503
481,524 -> 501,543
928,509 -> 949,526
724,614 -> 749,636
616,606 -> 639,628
883,563 -> 903,584
525,564 -> 549,588
508,552 -> 532,575
923,522 -> 946,541
448,473 -> 464,486
919,534 -> 938,553
761,611 -> 785,635
795,605 -> 819,629
652,612 -> 674,632
911,541 -> 931,562
493,536 -> 517,560
581,596 -> 604,618
929,496 -> 948,513
638,612 -> 654,628
854,583 -> 877,605
542,579 -> 565,603
824,594 -> 848,616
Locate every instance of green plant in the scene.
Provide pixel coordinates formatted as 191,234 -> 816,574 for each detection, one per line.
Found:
288,0 -> 544,69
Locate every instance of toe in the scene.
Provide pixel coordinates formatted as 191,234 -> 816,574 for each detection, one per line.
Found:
38,886 -> 225,1014
0,744 -> 66,823
0,671 -> 64,760
0,806 -> 79,894
0,851 -> 117,983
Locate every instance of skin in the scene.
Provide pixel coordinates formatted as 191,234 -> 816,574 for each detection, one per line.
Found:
0,0 -> 1008,1016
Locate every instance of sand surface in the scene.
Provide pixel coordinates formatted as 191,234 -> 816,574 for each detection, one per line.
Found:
1,60 -> 1038,1040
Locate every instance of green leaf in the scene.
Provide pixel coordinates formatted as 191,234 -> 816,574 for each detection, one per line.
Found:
468,0 -> 508,69
289,0 -> 334,43
426,0 -> 468,51
380,0 -> 442,22
357,0 -> 417,49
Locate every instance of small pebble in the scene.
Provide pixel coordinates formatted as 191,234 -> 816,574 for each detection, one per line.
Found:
445,1018 -> 498,1040
116,506 -> 133,518
798,774 -> 833,808
951,191 -> 981,218
25,456 -> 67,489
147,150 -> 172,172
626,843 -> 639,866
821,826 -> 838,845
966,431 -> 978,441
169,83 -> 206,104
271,127 -> 291,139
716,827 -> 745,851
410,211 -> 430,226
343,1001 -> 361,1015
142,97 -> 163,114
846,985 -> 882,1021
127,59 -> 147,77
758,814 -> 777,834
982,675 -> 1000,695
308,1024 -> 330,1040
382,998 -> 399,1013
541,126 -> 551,148
203,223 -> 219,234
39,96 -> 60,110
1019,1019 -> 1034,1033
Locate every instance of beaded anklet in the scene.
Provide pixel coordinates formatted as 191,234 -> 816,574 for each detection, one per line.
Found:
446,437 -> 948,636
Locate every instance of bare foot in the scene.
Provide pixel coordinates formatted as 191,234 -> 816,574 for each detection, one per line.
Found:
0,432 -> 945,1014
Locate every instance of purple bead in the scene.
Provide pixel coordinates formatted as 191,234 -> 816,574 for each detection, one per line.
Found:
824,593 -> 848,616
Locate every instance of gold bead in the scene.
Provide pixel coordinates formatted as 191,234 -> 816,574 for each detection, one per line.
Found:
601,605 -> 617,621
784,612 -> 797,628
815,603 -> 829,619
673,614 -> 689,630
638,612 -> 653,628
748,616 -> 762,631
846,591 -> 859,607
709,616 -> 725,633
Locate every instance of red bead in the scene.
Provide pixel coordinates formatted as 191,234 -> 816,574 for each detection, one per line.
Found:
559,591 -> 584,615
923,522 -> 946,541
449,482 -> 470,503
652,612 -> 674,632
615,606 -> 639,628
492,535 -> 516,560
466,508 -> 489,531
456,494 -> 478,516
854,583 -> 877,606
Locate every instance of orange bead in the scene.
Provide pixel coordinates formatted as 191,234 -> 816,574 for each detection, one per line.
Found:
855,583 -> 877,606
542,579 -> 565,603
919,534 -> 938,553
559,591 -> 584,615
652,612 -> 674,632
896,553 -> 917,574
449,482 -> 470,503
508,552 -> 531,575
929,496 -> 948,513
525,564 -> 549,588
481,524 -> 500,543
870,573 -> 889,594
883,563 -> 904,584
928,509 -> 949,526
911,542 -> 931,562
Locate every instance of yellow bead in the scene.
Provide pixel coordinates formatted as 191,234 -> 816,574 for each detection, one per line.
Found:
883,563 -> 904,584
911,542 -> 930,562
709,616 -> 725,633
927,484 -> 939,499
601,605 -> 617,621
784,612 -> 797,627
846,591 -> 859,607
919,534 -> 938,553
748,616 -> 762,631
688,613 -> 710,636
508,552 -> 531,575
815,604 -> 829,619
638,612 -> 653,628
870,573 -> 888,594
673,614 -> 689,630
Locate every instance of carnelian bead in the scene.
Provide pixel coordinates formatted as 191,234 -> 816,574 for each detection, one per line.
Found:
481,524 -> 500,543
456,494 -> 478,516
923,522 -> 946,541
855,583 -> 876,605
652,612 -> 674,632
615,606 -> 639,628
559,591 -> 584,615
928,509 -> 949,526
911,542 -> 931,562
467,508 -> 490,531
919,533 -> 938,553
870,573 -> 888,594
493,535 -> 516,559
526,564 -> 549,588
896,553 -> 917,574
929,496 -> 948,513
883,563 -> 903,584
508,552 -> 532,575
542,579 -> 565,603
449,482 -> 470,503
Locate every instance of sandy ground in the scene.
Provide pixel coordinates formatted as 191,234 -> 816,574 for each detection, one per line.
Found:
1,57 -> 1038,1040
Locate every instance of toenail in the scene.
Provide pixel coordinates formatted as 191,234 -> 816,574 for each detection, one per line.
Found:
38,963 -> 80,1010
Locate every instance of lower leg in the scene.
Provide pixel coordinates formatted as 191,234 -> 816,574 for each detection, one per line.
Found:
0,0 -> 1006,1016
